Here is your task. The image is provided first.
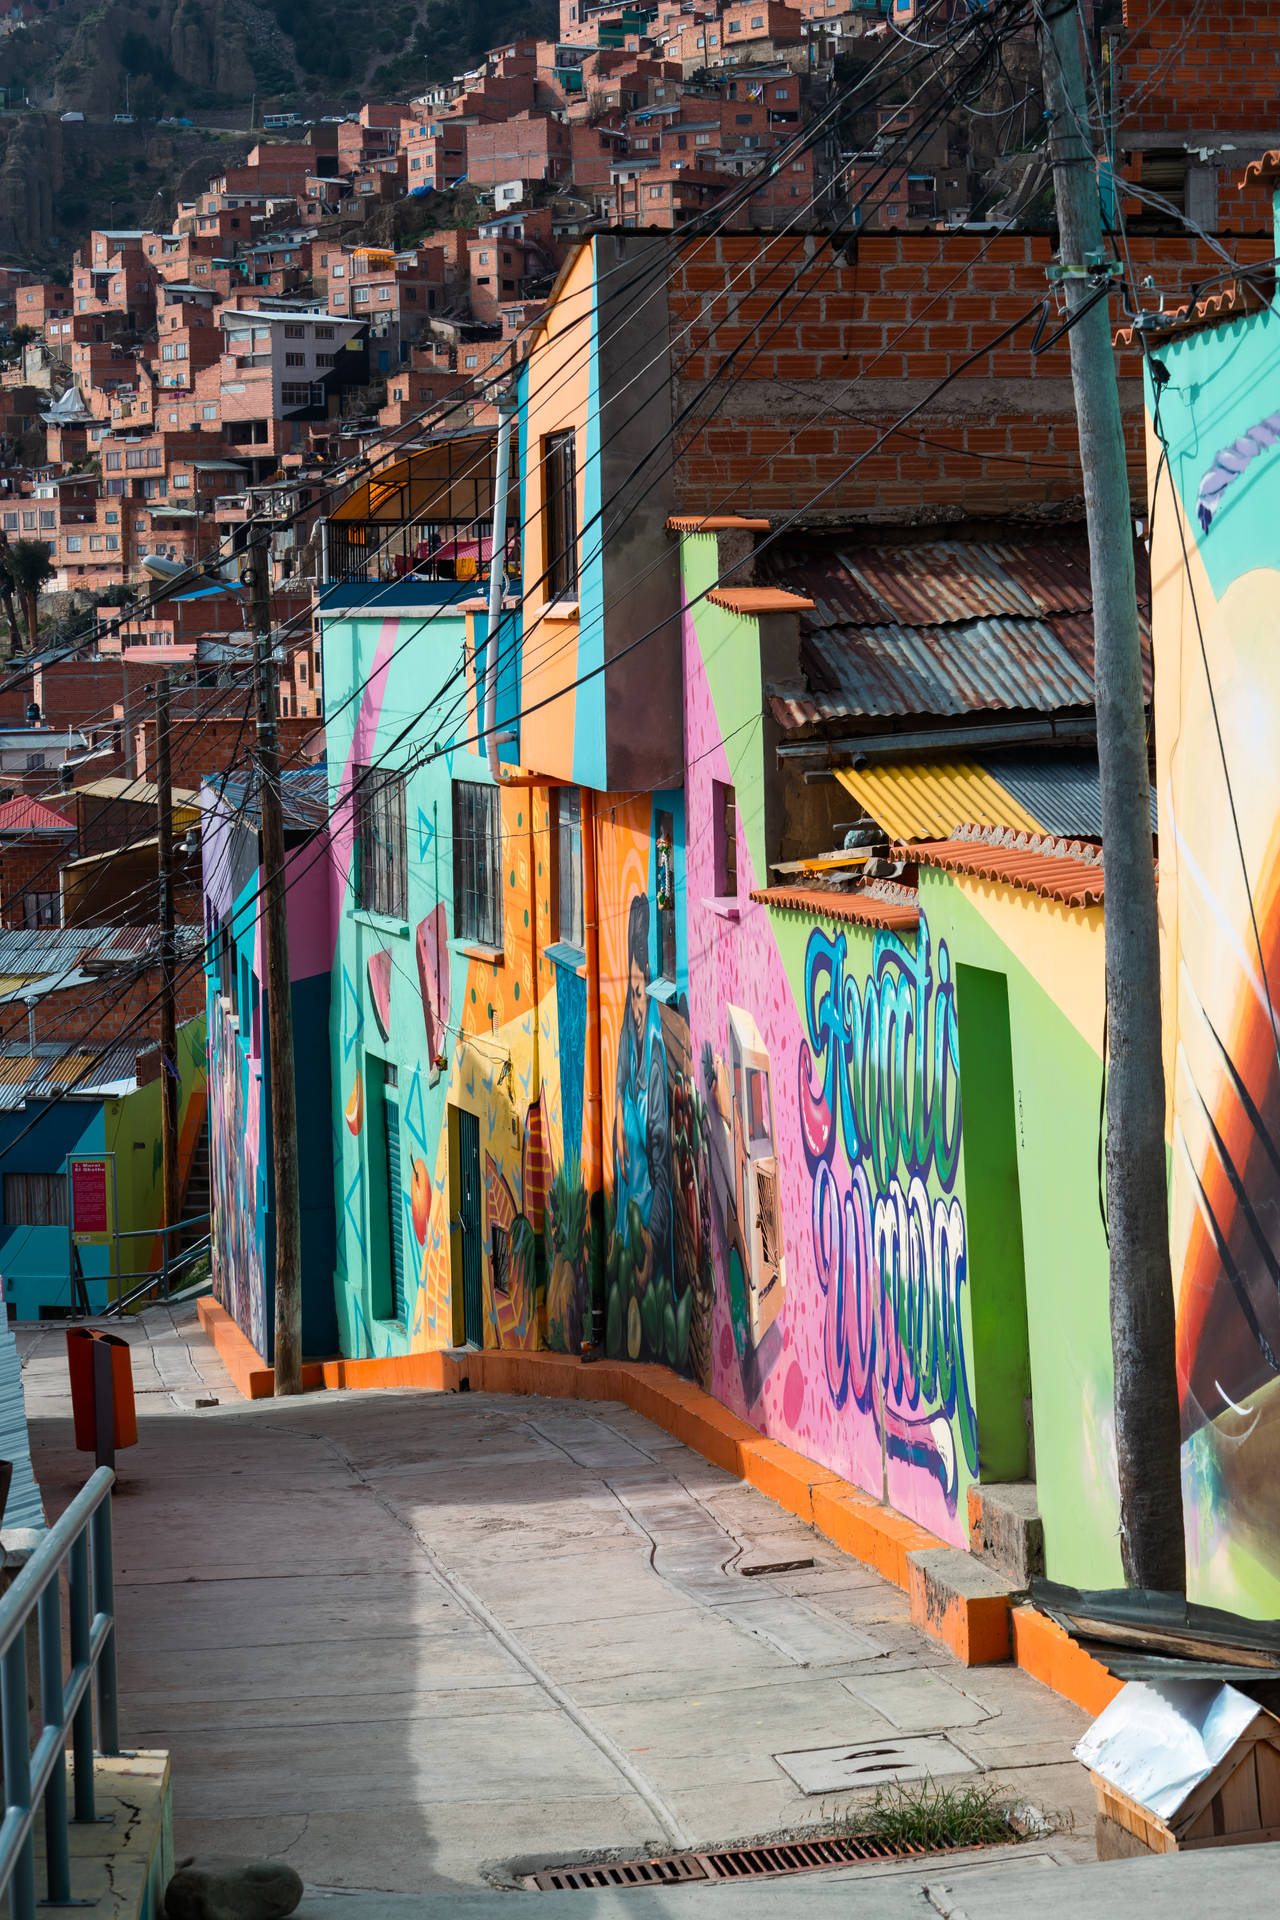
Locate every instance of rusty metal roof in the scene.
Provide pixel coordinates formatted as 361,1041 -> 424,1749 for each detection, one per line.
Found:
757,535 -> 1153,728
749,882 -> 920,932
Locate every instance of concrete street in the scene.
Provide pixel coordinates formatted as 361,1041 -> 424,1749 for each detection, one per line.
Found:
20,1305 -> 1099,1897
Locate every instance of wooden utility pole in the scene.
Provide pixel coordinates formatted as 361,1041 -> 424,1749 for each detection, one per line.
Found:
248,534 -> 303,1395
156,672 -> 181,1274
1038,0 -> 1185,1589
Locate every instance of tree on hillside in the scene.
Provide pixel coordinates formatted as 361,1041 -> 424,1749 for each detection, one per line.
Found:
0,540 -> 54,651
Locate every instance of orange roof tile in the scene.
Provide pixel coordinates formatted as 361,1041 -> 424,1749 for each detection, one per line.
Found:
707,587 -> 815,614
1113,278 -> 1269,349
901,829 -> 1107,908
750,884 -> 920,932
1240,150 -> 1280,188
667,515 -> 772,533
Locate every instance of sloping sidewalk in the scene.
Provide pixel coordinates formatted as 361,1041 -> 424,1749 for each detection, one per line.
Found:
21,1304 -> 1098,1896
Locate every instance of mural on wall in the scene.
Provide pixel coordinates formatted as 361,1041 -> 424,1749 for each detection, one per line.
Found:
798,922 -> 972,1516
680,583 -> 976,1545
1151,320 -> 1280,1613
209,992 -> 267,1358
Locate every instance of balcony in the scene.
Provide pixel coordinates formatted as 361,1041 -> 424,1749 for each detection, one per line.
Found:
325,517 -> 519,586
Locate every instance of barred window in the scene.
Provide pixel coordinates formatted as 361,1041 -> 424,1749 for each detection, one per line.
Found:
354,765 -> 407,920
543,430 -> 577,601
452,780 -> 502,949
4,1171 -> 67,1227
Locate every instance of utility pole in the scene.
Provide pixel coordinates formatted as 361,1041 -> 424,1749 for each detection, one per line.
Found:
156,672 -> 181,1286
248,533 -> 303,1395
1038,0 -> 1184,1591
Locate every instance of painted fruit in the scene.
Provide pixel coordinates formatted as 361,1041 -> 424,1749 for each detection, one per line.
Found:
410,1156 -> 430,1245
367,949 -> 392,1041
663,1301 -> 677,1365
606,1286 -> 622,1357
627,1198 -> 644,1260
344,1069 -> 363,1135
627,1296 -> 642,1360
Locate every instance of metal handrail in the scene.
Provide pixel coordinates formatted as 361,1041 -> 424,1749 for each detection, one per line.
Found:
99,1233 -> 211,1319
0,1467 -> 118,1919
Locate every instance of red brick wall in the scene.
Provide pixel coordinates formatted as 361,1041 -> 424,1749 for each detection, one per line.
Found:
1117,0 -> 1280,137
666,231 -> 1274,519
0,841 -> 73,925
11,966 -> 206,1048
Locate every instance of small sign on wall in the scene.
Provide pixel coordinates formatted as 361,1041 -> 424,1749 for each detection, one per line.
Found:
69,1156 -> 115,1247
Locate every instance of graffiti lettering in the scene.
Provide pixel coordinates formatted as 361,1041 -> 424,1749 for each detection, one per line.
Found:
800,920 -> 976,1504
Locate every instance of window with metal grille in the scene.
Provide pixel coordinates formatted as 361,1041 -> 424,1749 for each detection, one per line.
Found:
354,764 -> 407,920
555,788 -> 584,949
452,780 -> 502,949
543,430 -> 578,601
5,1171 -> 67,1227
491,1223 -> 510,1296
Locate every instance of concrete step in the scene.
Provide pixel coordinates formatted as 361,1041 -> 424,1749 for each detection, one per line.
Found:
967,1481 -> 1045,1588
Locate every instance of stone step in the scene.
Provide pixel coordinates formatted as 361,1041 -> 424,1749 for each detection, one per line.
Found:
967,1480 -> 1044,1588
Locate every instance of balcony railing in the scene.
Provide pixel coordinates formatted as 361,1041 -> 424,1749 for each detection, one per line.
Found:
324,517 -> 519,586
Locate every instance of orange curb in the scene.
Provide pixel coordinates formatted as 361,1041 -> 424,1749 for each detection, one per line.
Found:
198,1299 -> 1099,1688
1011,1603 -> 1122,1717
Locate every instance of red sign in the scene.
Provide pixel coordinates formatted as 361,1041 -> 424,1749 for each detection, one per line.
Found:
70,1159 -> 110,1244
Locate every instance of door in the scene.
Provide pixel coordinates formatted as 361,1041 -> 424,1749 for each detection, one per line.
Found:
457,1107 -> 483,1348
383,1070 -> 406,1322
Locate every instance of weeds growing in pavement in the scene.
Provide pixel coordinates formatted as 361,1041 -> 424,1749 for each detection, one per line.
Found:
842,1777 -> 1014,1852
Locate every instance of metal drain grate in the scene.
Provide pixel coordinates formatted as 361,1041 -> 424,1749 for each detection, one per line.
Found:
526,1831 -> 944,1890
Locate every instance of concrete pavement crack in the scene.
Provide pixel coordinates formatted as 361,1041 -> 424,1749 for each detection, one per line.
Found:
309,1428 -> 693,1852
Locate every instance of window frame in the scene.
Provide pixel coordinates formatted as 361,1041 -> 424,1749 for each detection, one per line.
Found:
452,779 -> 503,951
543,430 -> 578,602
553,787 -> 584,951
354,763 -> 408,921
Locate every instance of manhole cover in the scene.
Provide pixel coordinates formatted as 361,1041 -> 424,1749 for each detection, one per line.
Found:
774,1733 -> 979,1793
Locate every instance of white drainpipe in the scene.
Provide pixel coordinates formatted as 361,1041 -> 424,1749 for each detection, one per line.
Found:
484,402 -> 514,781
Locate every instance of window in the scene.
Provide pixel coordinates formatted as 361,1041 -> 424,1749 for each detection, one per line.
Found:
66,535 -> 81,552
285,351 -> 306,366
649,184 -> 663,198
284,323 -> 305,338
317,352 -> 335,366
203,403 -> 218,419
39,510 -> 54,529
452,780 -> 502,949
20,511 -> 34,531
655,808 -> 677,978
0,513 -> 13,531
25,752 -> 44,770
714,780 -> 737,896
172,473 -> 192,488
354,765 -> 407,920
554,789 -> 584,949
315,325 -> 334,339
491,1222 -> 510,1296
463,353 -> 478,368
89,535 -> 103,552
281,383 -> 311,405
4,1171 -> 67,1226
543,431 -> 577,601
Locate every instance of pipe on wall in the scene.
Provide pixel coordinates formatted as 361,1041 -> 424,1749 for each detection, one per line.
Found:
483,403 -> 515,781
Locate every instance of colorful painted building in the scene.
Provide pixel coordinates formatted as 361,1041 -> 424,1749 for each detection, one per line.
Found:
1143,153 -> 1280,1615
0,1017 -> 207,1320
203,768 -> 338,1362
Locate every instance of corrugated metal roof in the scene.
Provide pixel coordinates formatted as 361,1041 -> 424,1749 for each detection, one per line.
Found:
983,751 -> 1156,840
0,1044 -> 141,1108
773,540 -> 1096,628
756,535 -> 1153,727
216,766 -> 330,834
776,616 -> 1098,725
904,831 -> 1107,909
0,796 -> 75,836
749,882 -> 920,932
835,761 -> 1044,842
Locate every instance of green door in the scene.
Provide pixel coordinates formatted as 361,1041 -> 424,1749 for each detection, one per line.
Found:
457,1107 -> 483,1348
